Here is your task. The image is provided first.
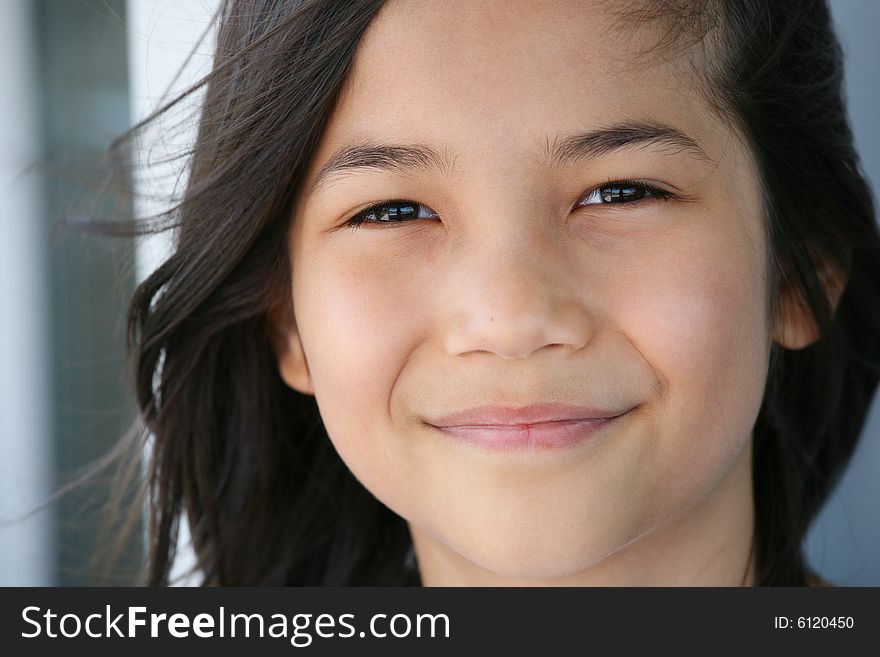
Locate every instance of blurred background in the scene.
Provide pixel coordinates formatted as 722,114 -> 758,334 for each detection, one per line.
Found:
0,0 -> 877,586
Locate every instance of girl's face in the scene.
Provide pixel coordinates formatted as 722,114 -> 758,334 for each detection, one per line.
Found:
277,0 -> 802,583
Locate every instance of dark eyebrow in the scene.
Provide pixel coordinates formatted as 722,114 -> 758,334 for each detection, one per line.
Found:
307,120 -> 710,196
307,142 -> 457,196
544,120 -> 712,167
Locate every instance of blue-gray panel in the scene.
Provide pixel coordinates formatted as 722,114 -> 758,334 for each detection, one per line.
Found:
803,0 -> 880,586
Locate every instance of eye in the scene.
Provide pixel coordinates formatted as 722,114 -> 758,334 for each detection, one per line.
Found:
576,180 -> 675,207
344,199 -> 438,229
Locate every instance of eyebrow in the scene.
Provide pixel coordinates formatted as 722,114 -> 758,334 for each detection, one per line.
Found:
306,120 -> 711,196
546,121 -> 712,167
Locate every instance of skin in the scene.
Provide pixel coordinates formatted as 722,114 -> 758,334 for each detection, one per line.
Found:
273,0 -> 825,585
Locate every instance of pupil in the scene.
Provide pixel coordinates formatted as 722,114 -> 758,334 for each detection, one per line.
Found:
381,203 -> 416,221
601,185 -> 644,203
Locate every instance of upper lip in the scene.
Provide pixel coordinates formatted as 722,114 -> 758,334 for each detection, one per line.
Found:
426,402 -> 631,428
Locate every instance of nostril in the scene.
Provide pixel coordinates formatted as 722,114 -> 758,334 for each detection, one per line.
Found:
444,298 -> 593,359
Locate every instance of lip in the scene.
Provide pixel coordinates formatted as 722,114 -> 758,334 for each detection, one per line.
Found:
425,403 -> 632,451
427,402 -> 628,427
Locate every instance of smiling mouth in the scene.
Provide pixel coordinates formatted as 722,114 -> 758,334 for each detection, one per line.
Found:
427,413 -> 629,451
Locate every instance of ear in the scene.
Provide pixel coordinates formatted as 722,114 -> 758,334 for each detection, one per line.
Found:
267,301 -> 315,395
772,257 -> 847,350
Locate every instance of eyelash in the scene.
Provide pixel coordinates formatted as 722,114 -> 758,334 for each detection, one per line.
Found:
342,179 -> 678,229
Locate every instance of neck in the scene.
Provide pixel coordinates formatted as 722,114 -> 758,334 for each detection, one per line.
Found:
409,438 -> 755,586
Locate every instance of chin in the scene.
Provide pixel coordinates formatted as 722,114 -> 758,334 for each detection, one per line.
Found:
470,551 -> 607,583
453,528 -> 622,583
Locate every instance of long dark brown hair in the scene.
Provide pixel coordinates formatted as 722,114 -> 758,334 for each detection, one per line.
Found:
103,0 -> 879,585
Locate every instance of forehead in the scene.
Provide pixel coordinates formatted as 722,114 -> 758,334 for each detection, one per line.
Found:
309,0 -> 726,179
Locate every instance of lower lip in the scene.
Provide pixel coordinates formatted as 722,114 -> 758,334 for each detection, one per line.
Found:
430,415 -> 625,450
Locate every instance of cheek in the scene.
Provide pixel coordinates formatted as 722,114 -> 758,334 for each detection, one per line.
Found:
617,226 -> 770,510
629,258 -> 757,385
292,246 -> 431,478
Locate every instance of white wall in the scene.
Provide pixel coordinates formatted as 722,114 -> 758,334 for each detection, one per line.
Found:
126,0 -> 218,585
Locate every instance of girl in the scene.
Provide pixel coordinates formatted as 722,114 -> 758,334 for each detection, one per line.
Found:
117,0 -> 880,586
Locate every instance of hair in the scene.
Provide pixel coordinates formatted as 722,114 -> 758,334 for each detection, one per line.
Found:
100,0 -> 879,585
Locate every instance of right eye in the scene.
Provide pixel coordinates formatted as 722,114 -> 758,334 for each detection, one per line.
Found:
344,199 -> 439,229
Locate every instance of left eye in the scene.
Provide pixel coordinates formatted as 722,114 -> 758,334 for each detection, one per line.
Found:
577,180 -> 674,206
345,199 -> 438,228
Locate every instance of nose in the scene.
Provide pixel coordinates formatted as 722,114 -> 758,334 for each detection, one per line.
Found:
443,230 -> 594,360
